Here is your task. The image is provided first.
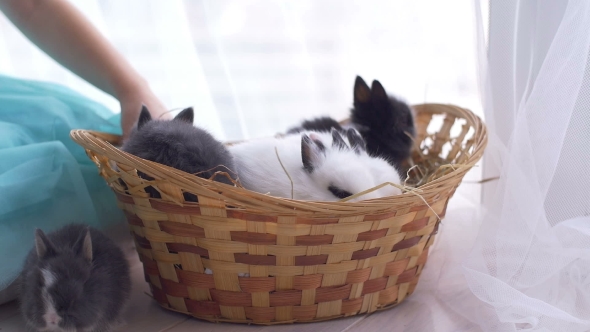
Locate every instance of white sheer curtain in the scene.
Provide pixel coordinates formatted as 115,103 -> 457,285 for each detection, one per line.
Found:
0,0 -> 482,142
465,0 -> 590,331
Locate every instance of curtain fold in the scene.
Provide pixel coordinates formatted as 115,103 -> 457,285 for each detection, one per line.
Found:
469,1 -> 590,330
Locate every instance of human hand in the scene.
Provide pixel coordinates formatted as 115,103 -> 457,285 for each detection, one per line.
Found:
118,85 -> 171,140
0,0 -> 172,140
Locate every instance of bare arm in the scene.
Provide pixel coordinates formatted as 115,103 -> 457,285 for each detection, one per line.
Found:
0,0 -> 170,138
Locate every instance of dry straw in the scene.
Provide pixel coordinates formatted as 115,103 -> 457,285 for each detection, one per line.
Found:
70,103 -> 487,325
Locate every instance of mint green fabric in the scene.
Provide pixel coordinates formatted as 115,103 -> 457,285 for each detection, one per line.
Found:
0,74 -> 126,289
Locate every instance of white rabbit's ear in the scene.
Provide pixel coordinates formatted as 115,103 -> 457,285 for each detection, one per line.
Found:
301,134 -> 326,173
331,128 -> 348,150
345,128 -> 366,155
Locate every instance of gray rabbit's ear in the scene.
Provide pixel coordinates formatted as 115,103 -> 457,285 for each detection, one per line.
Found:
81,230 -> 93,262
371,80 -> 387,100
301,134 -> 326,173
137,105 -> 152,130
35,229 -> 56,259
354,76 -> 371,104
174,107 -> 194,124
73,228 -> 93,262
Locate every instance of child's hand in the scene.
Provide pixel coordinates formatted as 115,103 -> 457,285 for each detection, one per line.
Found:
119,86 -> 171,140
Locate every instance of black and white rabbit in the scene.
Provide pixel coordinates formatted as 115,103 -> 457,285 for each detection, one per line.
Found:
286,116 -> 343,134
229,128 -> 401,202
350,76 -> 415,166
19,224 -> 131,332
286,76 -> 415,169
121,106 -> 237,201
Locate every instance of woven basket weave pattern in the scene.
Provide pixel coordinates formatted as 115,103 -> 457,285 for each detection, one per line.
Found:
70,103 -> 487,324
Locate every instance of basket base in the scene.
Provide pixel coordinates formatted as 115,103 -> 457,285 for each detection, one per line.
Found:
145,277 -> 420,325
153,296 -> 410,326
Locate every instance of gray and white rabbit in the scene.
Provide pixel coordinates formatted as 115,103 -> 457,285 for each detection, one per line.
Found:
19,223 -> 131,332
229,128 -> 401,202
121,106 -> 237,201
286,76 -> 416,170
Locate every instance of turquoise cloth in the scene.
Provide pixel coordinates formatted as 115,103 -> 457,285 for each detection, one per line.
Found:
0,74 -> 126,290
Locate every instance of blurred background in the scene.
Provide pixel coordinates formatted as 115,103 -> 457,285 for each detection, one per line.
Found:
0,0 -> 485,142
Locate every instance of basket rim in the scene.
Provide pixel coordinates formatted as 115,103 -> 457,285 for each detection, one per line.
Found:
70,103 -> 487,214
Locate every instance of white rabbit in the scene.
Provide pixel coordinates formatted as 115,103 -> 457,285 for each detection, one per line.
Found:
229,128 -> 401,202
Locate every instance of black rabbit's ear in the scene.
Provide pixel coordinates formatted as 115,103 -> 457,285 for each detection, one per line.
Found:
138,105 -> 152,130
371,80 -> 387,100
354,76 -> 371,104
35,229 -> 56,259
174,107 -> 194,124
301,134 -> 326,173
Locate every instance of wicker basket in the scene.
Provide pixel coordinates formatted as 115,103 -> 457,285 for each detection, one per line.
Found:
70,103 -> 486,325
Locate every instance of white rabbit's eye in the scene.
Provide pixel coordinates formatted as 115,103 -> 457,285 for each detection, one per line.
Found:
328,185 -> 353,199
